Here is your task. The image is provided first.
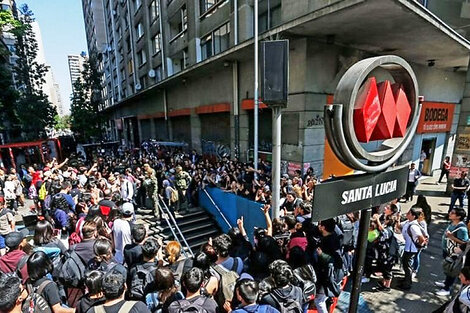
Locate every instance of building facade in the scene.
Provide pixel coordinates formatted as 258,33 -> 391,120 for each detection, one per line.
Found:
68,53 -> 88,93
81,0 -> 470,177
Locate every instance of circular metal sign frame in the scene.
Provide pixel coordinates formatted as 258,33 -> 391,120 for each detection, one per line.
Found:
325,55 -> 421,173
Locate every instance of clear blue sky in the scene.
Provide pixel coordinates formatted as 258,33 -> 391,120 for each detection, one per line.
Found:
21,0 -> 88,115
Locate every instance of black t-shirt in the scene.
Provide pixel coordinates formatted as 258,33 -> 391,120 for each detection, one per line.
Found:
124,243 -> 143,267
76,294 -> 105,313
31,278 -> 61,308
453,178 -> 470,195
87,300 -> 150,313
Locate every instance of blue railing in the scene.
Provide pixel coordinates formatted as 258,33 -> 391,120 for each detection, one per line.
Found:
198,187 -> 268,242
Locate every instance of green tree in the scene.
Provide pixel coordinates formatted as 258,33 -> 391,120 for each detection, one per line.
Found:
0,8 -> 23,140
70,53 -> 104,142
12,4 -> 56,140
54,114 -> 71,131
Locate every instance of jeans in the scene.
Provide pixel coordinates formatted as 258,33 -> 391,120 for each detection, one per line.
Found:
412,250 -> 422,273
449,192 -> 465,212
439,169 -> 449,183
402,251 -> 417,287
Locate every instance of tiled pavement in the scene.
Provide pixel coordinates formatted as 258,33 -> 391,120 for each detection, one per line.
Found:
336,171 -> 454,312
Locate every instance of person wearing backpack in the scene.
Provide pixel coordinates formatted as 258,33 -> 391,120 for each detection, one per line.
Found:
0,230 -> 30,282
27,251 -> 75,313
72,220 -> 98,265
435,207 -> 469,296
396,208 -> 429,291
213,234 -> 244,275
0,272 -> 29,313
127,238 -> 160,301
146,267 -> 184,313
168,267 -> 219,313
371,214 -> 398,293
87,269 -> 150,313
260,260 -> 303,313
231,279 -> 279,313
88,238 -> 127,278
75,270 -> 105,313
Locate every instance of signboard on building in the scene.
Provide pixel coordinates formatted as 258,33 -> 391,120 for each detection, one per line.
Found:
312,166 -> 408,221
416,102 -> 454,133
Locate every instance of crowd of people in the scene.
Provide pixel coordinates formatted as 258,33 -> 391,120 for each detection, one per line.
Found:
0,146 -> 468,313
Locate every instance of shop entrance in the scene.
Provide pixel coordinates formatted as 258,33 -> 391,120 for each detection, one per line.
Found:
421,137 -> 436,175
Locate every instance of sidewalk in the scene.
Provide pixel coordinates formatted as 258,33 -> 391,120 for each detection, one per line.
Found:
335,170 -> 453,312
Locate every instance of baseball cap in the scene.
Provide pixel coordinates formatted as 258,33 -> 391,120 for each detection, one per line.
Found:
282,174 -> 289,179
121,202 -> 134,217
5,229 -> 29,250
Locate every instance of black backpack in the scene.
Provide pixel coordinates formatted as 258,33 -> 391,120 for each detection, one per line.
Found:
168,296 -> 209,313
270,288 -> 303,313
293,265 -> 317,303
128,263 -> 158,300
337,215 -> 355,249
58,247 -> 86,288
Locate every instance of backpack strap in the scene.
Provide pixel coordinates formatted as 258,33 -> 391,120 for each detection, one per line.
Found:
231,258 -> 239,273
16,254 -> 29,273
118,301 -> 137,313
36,279 -> 53,295
94,305 -> 106,313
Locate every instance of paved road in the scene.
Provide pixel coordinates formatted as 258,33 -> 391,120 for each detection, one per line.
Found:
336,171 -> 454,312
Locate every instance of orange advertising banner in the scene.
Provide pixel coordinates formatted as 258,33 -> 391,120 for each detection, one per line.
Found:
416,102 -> 455,133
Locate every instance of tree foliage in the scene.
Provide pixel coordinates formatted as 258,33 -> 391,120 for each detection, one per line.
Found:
54,114 -> 71,131
70,53 -> 104,142
12,4 -> 56,140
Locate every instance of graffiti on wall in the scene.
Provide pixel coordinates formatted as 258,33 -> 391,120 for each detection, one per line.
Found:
201,140 -> 231,160
306,114 -> 324,127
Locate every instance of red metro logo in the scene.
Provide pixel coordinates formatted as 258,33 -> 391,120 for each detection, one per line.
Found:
324,55 -> 421,173
354,77 -> 412,143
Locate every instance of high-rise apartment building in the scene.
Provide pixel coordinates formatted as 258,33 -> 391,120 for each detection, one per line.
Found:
68,53 -> 87,93
82,0 -> 470,177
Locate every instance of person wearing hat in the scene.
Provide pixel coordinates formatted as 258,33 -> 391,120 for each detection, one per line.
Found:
0,229 -> 29,282
112,202 -> 134,264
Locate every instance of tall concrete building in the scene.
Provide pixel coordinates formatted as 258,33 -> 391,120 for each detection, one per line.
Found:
81,0 -> 470,177
68,53 -> 87,93
31,21 -> 63,117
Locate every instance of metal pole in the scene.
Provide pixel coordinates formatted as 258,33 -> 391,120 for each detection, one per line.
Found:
233,61 -> 240,159
253,0 -> 259,173
271,106 -> 281,218
234,0 -> 238,45
348,208 -> 371,313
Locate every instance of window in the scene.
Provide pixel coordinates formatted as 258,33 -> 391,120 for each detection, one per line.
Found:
137,50 -> 147,66
200,22 -> 230,61
136,23 -> 144,39
213,23 -> 229,54
201,34 -> 212,60
152,33 -> 161,54
200,0 -> 227,16
149,0 -> 159,23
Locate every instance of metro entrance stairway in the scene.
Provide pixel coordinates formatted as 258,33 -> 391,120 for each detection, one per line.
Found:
135,206 -> 222,253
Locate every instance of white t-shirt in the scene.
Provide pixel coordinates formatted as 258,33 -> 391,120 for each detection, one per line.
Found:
113,219 -> 132,264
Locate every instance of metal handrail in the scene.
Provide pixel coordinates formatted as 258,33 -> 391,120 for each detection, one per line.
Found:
158,196 -> 194,258
156,200 -> 188,258
202,188 -> 231,229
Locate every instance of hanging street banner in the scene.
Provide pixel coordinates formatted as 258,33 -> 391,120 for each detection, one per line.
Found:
311,165 -> 408,221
